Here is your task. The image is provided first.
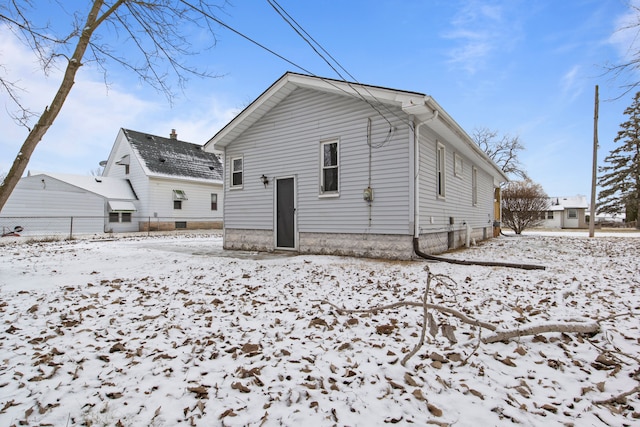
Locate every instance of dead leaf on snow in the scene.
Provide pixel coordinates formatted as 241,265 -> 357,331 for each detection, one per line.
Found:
412,389 -> 426,401
514,346 -> 527,356
376,324 -> 395,335
219,408 -> 236,419
241,343 -> 261,356
308,317 -> 328,328
109,343 -> 126,353
404,373 -> 420,387
231,382 -> 250,393
187,386 -> 209,398
427,402 -> 443,417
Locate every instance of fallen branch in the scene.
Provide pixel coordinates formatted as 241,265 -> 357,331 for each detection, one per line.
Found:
401,268 -> 432,366
481,322 -> 599,344
594,385 -> 640,405
317,299 -> 497,332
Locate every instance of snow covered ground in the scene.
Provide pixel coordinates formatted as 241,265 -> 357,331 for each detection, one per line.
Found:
0,231 -> 638,426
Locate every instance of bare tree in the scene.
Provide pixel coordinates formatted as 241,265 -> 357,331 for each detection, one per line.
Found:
472,127 -> 528,180
606,2 -> 640,97
0,0 -> 227,211
501,180 -> 549,234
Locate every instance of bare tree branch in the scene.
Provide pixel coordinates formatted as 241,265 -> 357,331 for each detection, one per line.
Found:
0,0 -> 228,211
472,127 -> 528,180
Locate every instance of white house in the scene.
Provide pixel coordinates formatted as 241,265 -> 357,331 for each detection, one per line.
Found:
102,128 -> 224,231
204,72 -> 508,259
540,195 -> 589,229
1,128 -> 224,237
0,171 -> 138,236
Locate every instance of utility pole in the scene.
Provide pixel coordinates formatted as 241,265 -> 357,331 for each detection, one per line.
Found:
589,85 -> 599,238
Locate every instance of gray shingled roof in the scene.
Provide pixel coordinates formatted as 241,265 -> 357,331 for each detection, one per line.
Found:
123,129 -> 222,181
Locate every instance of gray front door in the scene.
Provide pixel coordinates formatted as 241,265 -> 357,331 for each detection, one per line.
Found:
276,177 -> 295,249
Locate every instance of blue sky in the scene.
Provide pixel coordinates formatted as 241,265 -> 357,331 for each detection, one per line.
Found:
1,0 -> 638,199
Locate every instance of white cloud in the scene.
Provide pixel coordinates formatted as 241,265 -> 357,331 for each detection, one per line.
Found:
560,65 -> 584,103
442,1 -> 522,75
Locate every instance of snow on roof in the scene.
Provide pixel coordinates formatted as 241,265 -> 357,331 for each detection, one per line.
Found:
27,171 -> 137,200
123,129 -> 223,182
547,195 -> 588,210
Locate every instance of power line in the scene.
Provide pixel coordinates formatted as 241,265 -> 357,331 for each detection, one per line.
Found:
266,0 -> 411,130
181,0 -> 411,134
178,0 -> 312,75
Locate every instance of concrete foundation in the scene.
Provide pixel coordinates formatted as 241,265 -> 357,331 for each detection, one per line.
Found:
223,226 -> 492,260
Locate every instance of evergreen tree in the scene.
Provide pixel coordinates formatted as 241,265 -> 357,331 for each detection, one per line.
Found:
597,92 -> 640,227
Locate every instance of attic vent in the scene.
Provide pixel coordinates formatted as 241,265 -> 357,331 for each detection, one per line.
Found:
159,157 -> 166,163
95,177 -> 102,183
146,135 -> 155,140
173,189 -> 188,201
209,166 -> 214,170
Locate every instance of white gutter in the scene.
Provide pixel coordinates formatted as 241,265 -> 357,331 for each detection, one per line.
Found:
413,109 -> 438,238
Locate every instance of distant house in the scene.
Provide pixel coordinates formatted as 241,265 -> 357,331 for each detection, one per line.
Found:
540,195 -> 589,229
102,128 -> 224,231
204,72 -> 508,259
0,171 -> 138,235
1,128 -> 224,237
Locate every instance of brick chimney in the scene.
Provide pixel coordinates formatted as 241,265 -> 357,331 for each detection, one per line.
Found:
170,129 -> 177,140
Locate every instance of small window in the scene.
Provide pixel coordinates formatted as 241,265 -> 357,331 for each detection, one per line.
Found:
454,153 -> 463,177
124,164 -> 130,175
121,212 -> 132,223
173,189 -> 188,200
436,142 -> 446,197
567,209 -> 577,219
320,140 -> 339,194
175,221 -> 187,229
174,200 -> 182,210
231,157 -> 243,188
211,193 -> 218,211
471,167 -> 478,206
547,211 -> 554,219
109,212 -> 119,223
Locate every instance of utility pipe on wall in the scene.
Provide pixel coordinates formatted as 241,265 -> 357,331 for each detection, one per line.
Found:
413,110 -> 438,239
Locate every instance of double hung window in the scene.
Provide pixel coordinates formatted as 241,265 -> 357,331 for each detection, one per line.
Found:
320,140 -> 339,194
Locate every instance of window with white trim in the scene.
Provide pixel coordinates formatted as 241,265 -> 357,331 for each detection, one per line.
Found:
231,157 -> 243,188
436,142 -> 446,197
454,153 -> 463,177
211,193 -> 218,211
471,166 -> 478,206
320,140 -> 339,194
567,209 -> 577,219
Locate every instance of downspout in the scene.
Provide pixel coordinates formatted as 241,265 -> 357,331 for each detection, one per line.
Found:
411,103 -> 544,271
413,111 -> 438,239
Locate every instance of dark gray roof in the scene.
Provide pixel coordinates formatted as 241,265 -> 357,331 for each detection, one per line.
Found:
123,129 -> 222,181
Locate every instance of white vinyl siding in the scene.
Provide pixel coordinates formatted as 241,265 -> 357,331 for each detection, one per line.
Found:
222,87 -> 411,234
146,178 -> 223,221
418,128 -> 495,232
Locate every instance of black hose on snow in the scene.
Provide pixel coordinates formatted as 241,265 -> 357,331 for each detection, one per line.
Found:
412,238 -> 546,271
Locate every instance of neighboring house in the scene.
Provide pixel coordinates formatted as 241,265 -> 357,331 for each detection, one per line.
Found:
0,171 -> 138,235
540,196 -> 589,229
103,128 -> 224,231
204,72 -> 508,259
